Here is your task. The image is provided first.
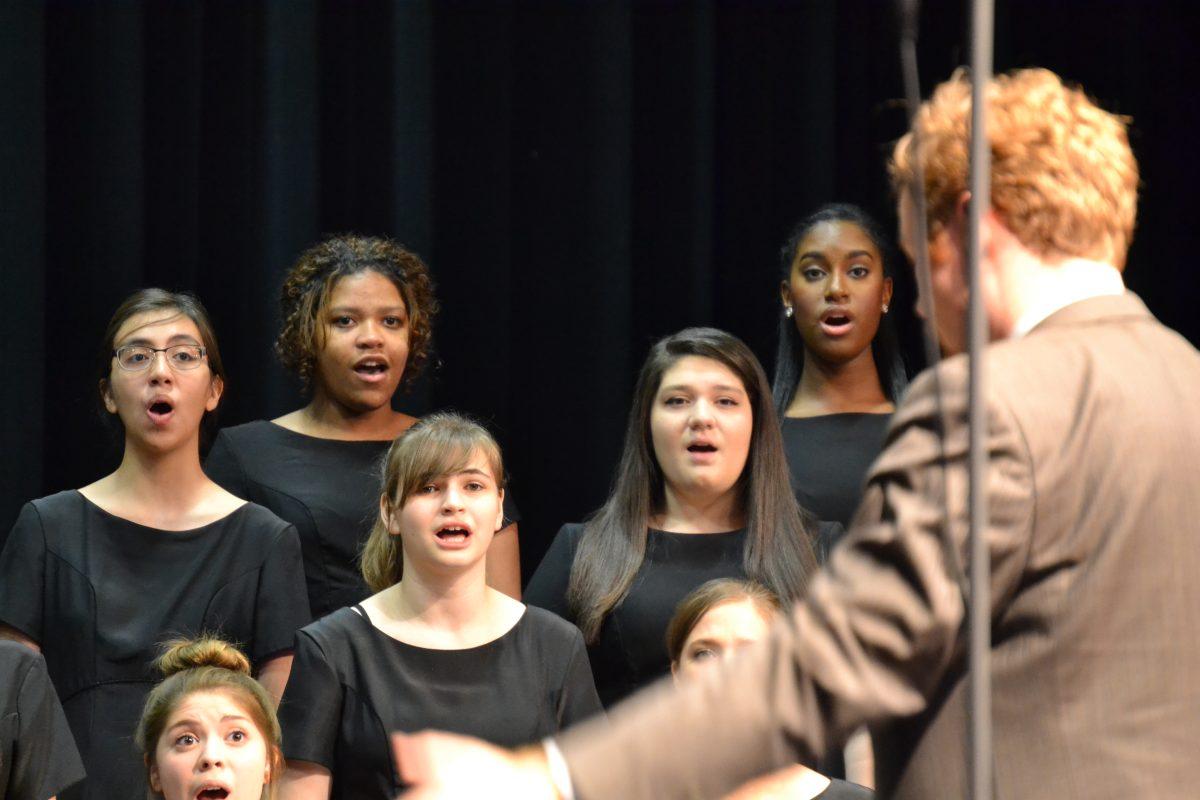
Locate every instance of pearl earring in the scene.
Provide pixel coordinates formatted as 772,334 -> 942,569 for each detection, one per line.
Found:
784,306 -> 794,318
882,303 -> 889,313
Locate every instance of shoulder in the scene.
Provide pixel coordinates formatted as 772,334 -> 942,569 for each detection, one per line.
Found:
20,491 -> 87,543
28,490 -> 85,518
297,606 -> 362,652
515,606 -> 588,672
0,638 -> 43,680
221,501 -> 297,538
212,420 -> 280,450
555,522 -> 587,551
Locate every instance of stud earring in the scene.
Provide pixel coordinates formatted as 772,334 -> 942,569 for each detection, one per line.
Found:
882,303 -> 889,313
784,306 -> 794,318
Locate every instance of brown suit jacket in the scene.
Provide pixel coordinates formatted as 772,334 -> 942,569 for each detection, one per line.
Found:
559,293 -> 1200,798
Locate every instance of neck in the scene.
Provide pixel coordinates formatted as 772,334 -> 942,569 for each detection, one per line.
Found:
111,435 -> 210,508
1001,257 -> 1125,338
787,346 -> 890,417
388,559 -> 492,631
655,484 -> 743,533
302,388 -> 401,440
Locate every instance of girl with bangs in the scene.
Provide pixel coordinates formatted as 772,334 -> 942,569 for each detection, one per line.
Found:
275,413 -> 600,800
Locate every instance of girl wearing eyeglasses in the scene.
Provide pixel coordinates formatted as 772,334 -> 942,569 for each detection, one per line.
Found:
0,288 -> 311,800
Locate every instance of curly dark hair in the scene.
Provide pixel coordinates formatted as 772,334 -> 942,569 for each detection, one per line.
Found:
276,235 -> 439,390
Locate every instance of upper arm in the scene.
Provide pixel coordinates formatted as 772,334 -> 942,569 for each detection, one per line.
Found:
0,503 -> 48,643
486,522 -> 522,600
0,622 -> 40,653
523,525 -> 580,619
257,653 -> 294,707
556,631 -> 603,729
277,760 -> 332,800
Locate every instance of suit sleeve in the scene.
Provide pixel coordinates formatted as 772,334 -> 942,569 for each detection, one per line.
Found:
558,360 -> 1037,799
0,503 -> 47,644
523,524 -> 581,620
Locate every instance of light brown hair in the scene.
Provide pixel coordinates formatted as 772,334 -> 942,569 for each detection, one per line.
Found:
665,578 -> 782,664
890,68 -> 1139,268
135,637 -> 282,800
360,412 -> 505,593
276,234 -> 439,388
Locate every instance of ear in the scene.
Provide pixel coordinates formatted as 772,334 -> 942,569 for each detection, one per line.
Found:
205,375 -> 224,413
379,493 -> 398,536
778,279 -> 791,308
881,276 -> 894,310
670,660 -> 680,683
148,759 -> 161,793
494,489 -> 506,533
100,379 -> 117,414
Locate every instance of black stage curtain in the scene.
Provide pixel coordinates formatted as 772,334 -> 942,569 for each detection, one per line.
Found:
4,1 -> 1199,581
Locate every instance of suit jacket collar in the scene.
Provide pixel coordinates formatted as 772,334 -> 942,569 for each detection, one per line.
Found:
1029,291 -> 1153,334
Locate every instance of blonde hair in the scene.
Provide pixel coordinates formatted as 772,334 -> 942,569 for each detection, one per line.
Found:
360,412 -> 505,593
890,68 -> 1139,268
135,637 -> 282,800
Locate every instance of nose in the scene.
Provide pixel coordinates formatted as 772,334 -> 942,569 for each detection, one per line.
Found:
442,484 -> 466,511
197,738 -> 225,769
825,271 -> 847,300
688,398 -> 715,428
357,319 -> 384,348
147,350 -> 173,383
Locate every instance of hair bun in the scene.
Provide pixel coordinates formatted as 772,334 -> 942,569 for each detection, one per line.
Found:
155,637 -> 251,678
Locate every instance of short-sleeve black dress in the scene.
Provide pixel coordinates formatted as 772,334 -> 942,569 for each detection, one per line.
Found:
525,524 -> 753,707
0,640 -> 86,800
277,604 -> 601,799
205,420 -> 522,619
781,413 -> 891,556
0,491 -> 311,800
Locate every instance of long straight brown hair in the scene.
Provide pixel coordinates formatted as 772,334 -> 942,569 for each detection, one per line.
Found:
566,327 -> 818,643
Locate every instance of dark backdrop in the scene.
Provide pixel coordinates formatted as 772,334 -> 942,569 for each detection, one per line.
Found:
4,1 -> 1198,582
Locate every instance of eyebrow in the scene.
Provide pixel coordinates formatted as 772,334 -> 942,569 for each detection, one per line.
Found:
327,305 -> 406,314
659,383 -> 747,394
456,468 -> 493,478
119,333 -> 201,347
165,714 -> 253,731
798,249 -> 875,262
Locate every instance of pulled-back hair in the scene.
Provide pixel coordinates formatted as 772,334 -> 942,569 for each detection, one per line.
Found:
276,234 -> 439,389
360,412 -> 505,593
136,637 -> 282,800
773,203 -> 908,410
890,67 -> 1138,268
665,578 -> 782,664
566,327 -> 818,643
97,288 -> 226,441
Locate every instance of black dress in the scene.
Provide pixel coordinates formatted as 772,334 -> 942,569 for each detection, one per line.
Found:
205,420 -> 522,619
0,641 -> 85,800
781,413 -> 891,555
0,491 -> 311,800
277,605 -> 602,799
525,524 -> 749,708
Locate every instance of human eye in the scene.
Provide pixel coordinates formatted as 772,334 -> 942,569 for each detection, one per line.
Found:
227,729 -> 248,744
383,315 -> 406,328
169,346 -> 202,365
119,347 -> 151,367
332,315 -> 354,328
418,483 -> 440,494
715,396 -> 740,407
464,480 -> 489,492
663,395 -> 688,407
688,647 -> 717,662
802,265 -> 825,281
848,264 -> 870,278
174,733 -> 198,748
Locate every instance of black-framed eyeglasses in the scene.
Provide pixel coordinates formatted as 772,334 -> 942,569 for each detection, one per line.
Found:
112,344 -> 207,372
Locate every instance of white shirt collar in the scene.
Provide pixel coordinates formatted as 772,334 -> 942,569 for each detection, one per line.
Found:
1010,263 -> 1126,338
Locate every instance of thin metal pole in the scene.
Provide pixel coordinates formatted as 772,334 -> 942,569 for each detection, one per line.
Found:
967,0 -> 994,798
